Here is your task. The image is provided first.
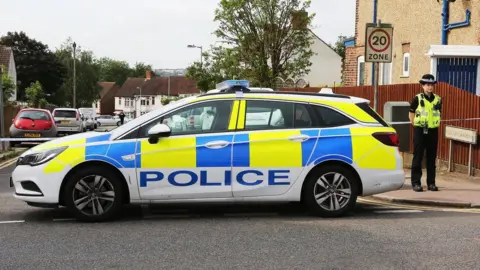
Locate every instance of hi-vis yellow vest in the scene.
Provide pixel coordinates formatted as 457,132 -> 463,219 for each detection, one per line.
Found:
413,93 -> 441,128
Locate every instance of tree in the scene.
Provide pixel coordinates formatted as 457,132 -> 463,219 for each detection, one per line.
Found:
213,0 -> 316,87
0,31 -> 67,102
55,38 -> 102,107
25,81 -> 46,108
330,35 -> 354,61
131,62 -> 153,78
1,65 -> 15,104
186,45 -> 248,91
97,57 -> 133,86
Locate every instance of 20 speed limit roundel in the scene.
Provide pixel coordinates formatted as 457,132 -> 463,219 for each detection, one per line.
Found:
368,29 -> 391,53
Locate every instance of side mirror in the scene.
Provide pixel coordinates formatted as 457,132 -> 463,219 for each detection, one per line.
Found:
55,120 -> 61,124
147,124 -> 171,144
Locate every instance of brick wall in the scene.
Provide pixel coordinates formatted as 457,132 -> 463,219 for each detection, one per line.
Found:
344,47 -> 357,86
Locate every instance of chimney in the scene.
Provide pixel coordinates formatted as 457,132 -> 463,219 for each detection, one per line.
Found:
146,70 -> 152,80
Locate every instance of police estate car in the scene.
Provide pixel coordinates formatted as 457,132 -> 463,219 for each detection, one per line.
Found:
10,80 -> 405,222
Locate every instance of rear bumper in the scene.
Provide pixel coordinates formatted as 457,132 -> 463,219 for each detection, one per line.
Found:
9,128 -> 57,139
57,126 -> 82,133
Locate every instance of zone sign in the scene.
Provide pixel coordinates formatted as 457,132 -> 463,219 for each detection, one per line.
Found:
365,23 -> 393,63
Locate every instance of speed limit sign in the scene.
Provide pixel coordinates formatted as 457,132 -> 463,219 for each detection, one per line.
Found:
365,23 -> 393,63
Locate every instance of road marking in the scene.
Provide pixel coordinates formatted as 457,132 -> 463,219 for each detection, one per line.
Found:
373,210 -> 423,214
0,158 -> 17,170
359,198 -> 480,213
0,220 -> 25,224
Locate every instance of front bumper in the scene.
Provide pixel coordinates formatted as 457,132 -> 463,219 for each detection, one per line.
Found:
11,162 -> 66,204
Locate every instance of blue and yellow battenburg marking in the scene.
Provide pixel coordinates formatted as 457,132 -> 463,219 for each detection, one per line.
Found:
43,126 -> 397,176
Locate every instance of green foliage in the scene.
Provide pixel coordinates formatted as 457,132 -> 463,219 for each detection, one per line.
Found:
0,31 -> 67,103
330,35 -> 354,61
55,38 -> 102,107
1,64 -> 15,104
186,46 -> 248,91
211,0 -> 316,88
25,81 -> 46,108
97,58 -> 152,86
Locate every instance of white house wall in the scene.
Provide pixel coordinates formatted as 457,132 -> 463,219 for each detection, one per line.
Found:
303,35 -> 342,87
8,52 -> 17,101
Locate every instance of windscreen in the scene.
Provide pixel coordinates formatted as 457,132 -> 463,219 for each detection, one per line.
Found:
18,110 -> 50,121
54,110 -> 77,118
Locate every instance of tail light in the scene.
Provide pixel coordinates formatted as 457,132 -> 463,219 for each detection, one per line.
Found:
372,132 -> 399,147
14,120 -> 22,129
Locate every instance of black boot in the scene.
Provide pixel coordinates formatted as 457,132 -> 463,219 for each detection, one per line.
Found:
412,185 -> 423,192
428,184 -> 439,191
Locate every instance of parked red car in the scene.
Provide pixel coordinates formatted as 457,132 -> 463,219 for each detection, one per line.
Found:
9,108 -> 60,147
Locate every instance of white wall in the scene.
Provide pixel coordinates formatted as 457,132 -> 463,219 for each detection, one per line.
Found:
7,52 -> 17,101
302,33 -> 342,87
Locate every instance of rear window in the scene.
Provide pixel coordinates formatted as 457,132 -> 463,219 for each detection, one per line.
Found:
18,110 -> 50,121
54,110 -> 77,118
355,102 -> 390,127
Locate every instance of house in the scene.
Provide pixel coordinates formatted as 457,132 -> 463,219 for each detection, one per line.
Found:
0,45 -> 17,101
344,0 -> 480,95
114,71 -> 200,118
92,82 -> 120,115
276,29 -> 343,88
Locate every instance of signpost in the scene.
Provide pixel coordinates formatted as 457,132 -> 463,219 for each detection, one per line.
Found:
365,21 -> 394,111
445,125 -> 478,176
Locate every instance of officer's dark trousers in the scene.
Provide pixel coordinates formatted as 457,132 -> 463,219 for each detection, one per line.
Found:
411,127 -> 438,186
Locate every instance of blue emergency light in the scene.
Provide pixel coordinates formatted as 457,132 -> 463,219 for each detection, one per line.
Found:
216,80 -> 249,91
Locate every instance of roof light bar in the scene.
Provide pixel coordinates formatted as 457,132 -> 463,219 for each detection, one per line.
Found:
215,80 -> 249,91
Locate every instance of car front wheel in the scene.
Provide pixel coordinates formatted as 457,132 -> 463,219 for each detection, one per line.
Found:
63,166 -> 124,222
303,164 -> 358,218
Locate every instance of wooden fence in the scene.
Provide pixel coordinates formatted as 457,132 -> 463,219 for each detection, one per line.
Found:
280,83 -> 480,169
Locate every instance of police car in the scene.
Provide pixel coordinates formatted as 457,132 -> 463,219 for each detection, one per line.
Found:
10,80 -> 405,222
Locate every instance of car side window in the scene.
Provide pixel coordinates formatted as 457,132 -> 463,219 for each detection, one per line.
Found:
243,100 -> 313,130
138,100 -> 234,138
312,105 -> 356,127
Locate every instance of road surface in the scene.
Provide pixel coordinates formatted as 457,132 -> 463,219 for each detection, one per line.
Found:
1,161 -> 479,269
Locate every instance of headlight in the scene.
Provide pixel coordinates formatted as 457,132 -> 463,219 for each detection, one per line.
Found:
16,146 -> 68,166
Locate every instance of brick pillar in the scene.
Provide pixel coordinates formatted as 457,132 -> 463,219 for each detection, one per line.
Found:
344,47 -> 358,86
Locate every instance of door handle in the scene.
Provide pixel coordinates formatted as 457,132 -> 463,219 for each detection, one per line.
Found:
204,140 -> 230,149
288,134 -> 310,142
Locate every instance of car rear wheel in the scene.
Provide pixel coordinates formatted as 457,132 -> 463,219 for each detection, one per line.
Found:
302,164 -> 358,218
63,166 -> 124,222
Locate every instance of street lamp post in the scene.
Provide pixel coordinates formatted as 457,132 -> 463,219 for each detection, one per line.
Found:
187,44 -> 203,67
72,42 -> 77,108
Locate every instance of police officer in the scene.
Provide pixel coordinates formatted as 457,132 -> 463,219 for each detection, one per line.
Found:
119,111 -> 125,125
409,74 -> 441,192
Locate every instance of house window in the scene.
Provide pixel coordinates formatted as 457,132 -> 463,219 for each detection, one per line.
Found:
357,56 -> 365,86
152,97 -> 155,105
118,98 -> 121,105
141,99 -> 146,106
402,53 -> 410,77
381,63 -> 392,85
147,97 -> 150,106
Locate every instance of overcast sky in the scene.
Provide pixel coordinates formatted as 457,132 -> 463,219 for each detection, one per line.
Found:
0,0 -> 355,69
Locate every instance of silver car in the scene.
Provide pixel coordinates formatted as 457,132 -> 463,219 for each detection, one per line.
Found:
52,108 -> 85,135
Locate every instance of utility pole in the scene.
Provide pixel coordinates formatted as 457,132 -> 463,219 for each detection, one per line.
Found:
73,42 -> 77,108
373,19 -> 381,112
0,67 -> 4,150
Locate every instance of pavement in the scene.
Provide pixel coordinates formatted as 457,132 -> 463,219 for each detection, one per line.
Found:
371,169 -> 480,208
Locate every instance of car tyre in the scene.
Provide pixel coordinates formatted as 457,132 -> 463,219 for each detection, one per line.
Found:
117,121 -> 121,126
63,166 -> 124,222
302,164 -> 358,218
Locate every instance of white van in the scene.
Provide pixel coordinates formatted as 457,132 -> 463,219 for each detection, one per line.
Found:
78,108 -> 97,130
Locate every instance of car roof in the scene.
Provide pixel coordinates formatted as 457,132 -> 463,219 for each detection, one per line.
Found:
19,108 -> 50,112
53,108 -> 78,111
197,89 -> 370,104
